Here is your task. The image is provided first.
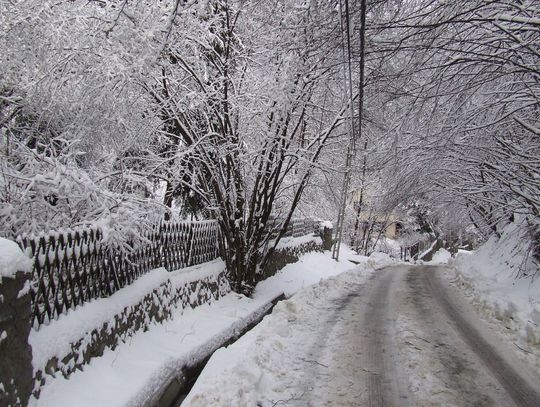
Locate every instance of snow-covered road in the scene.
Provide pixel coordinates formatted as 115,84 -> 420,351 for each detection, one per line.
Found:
395,266 -> 540,406
183,265 -> 540,406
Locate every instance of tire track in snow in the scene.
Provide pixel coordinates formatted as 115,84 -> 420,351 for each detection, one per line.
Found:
300,283 -> 368,406
402,268 -> 508,406
360,268 -> 408,407
305,269 -> 408,407
425,266 -> 540,407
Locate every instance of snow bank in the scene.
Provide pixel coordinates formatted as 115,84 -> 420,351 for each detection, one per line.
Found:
32,245 -> 392,407
254,244 -> 368,299
30,259 -> 226,372
182,266 -> 375,407
425,248 -> 451,265
0,237 -> 32,280
449,224 -> 540,346
367,251 -> 395,268
30,293 -> 272,407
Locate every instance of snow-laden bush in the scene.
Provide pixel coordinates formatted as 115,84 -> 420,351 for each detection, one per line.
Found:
0,137 -> 164,251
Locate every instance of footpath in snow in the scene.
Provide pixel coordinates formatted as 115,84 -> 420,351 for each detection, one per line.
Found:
32,245 -> 390,406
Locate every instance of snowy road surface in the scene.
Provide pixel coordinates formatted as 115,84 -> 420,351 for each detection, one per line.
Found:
183,265 -> 540,406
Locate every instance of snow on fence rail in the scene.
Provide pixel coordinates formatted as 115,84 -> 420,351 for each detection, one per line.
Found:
269,217 -> 317,239
17,220 -> 220,326
16,217 -> 316,326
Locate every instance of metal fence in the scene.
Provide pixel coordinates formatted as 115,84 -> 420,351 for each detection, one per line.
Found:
17,218 -> 316,327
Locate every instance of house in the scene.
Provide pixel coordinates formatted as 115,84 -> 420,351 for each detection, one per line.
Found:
348,187 -> 403,240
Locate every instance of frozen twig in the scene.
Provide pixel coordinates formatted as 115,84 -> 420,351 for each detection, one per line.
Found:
514,342 -> 540,357
299,357 -> 328,368
270,390 -> 307,406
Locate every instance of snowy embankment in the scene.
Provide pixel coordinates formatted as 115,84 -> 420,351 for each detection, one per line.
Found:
31,292 -> 274,407
254,244 -> 390,299
33,243 -> 389,406
30,259 -> 229,377
182,250 -> 394,407
445,224 -> 540,351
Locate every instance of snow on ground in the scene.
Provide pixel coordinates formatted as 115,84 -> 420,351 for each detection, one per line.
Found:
31,292 -> 273,407
30,259 -> 226,372
446,223 -> 540,359
0,237 -> 32,280
255,244 -> 370,299
182,266 -> 377,407
366,251 -> 395,268
32,245 -> 386,406
424,248 -> 451,265
182,247 -> 397,407
374,236 -> 402,258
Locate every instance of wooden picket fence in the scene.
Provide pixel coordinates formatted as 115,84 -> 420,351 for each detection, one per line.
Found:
17,217 -> 316,327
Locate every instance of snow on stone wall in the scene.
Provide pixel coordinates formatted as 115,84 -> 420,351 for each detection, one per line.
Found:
260,236 -> 323,281
28,236 -> 323,398
30,260 -> 230,397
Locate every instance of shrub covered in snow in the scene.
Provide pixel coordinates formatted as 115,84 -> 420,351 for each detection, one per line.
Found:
0,138 -> 164,251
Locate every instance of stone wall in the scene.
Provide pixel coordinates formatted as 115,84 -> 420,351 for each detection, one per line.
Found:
32,236 -> 325,389
18,233 -> 324,404
259,239 -> 323,281
32,270 -> 230,398
0,271 -> 33,407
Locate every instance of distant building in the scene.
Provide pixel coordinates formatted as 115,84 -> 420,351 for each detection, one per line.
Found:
349,187 -> 403,240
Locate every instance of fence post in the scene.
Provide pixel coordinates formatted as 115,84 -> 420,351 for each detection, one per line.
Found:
0,238 -> 33,407
319,221 -> 333,251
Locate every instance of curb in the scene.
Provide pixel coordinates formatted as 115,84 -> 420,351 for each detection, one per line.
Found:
146,293 -> 286,407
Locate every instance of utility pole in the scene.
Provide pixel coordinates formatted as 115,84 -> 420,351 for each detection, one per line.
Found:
332,0 -> 367,261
